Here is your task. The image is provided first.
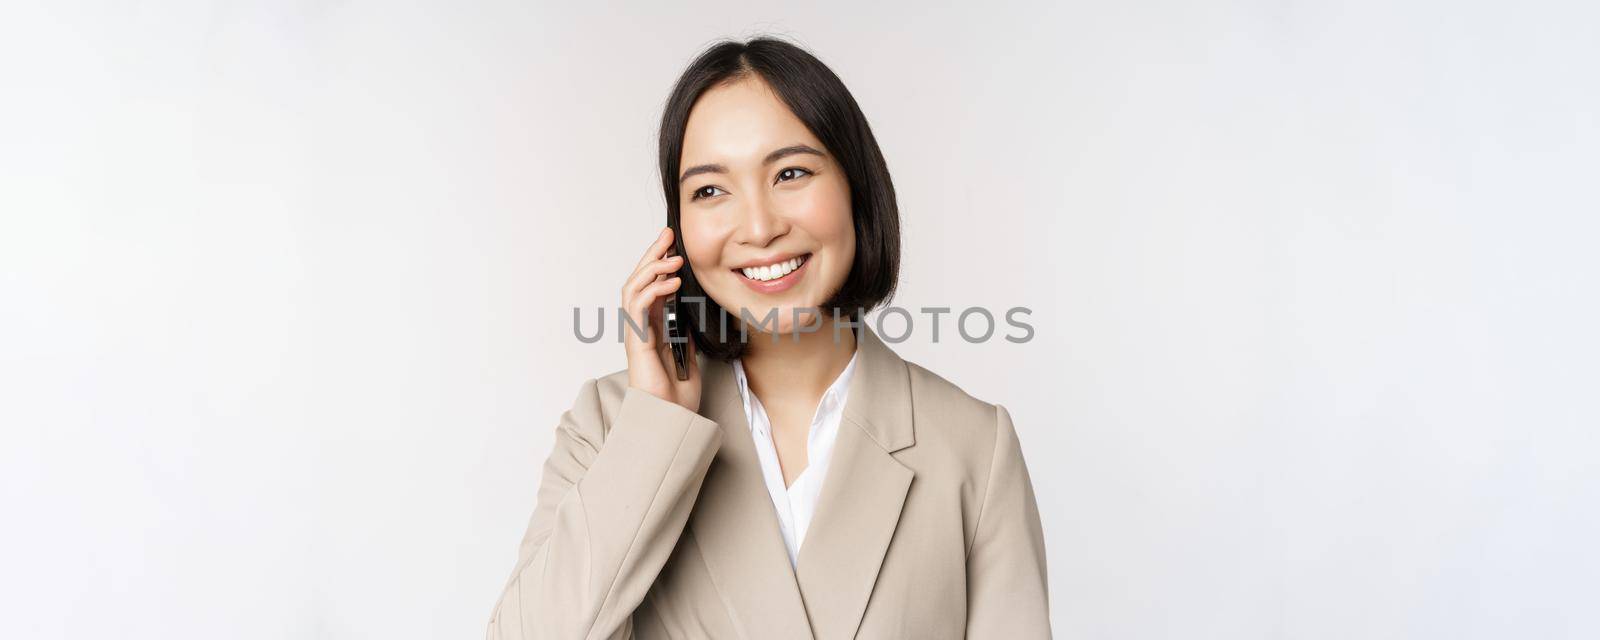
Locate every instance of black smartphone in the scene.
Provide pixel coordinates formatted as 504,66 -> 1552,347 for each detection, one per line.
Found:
664,241 -> 691,381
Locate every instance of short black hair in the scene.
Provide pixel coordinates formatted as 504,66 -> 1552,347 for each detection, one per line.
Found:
658,36 -> 901,363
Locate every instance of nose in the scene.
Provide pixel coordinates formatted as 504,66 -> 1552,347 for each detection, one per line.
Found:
732,191 -> 789,248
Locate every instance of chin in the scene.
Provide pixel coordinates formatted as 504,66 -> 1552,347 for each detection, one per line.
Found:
730,302 -> 825,334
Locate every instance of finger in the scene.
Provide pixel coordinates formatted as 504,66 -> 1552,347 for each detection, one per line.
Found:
632,276 -> 682,311
623,255 -> 684,302
633,227 -> 676,273
622,255 -> 684,307
625,277 -> 682,346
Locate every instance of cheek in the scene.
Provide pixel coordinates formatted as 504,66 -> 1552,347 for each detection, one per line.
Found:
790,179 -> 854,244
680,217 -> 726,279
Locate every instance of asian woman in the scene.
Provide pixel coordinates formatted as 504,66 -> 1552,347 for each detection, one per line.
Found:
487,36 -> 1050,639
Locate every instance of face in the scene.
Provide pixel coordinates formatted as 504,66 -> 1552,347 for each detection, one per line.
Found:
677,75 -> 855,335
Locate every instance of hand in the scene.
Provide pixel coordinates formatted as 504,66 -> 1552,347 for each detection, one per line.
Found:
622,226 -> 701,413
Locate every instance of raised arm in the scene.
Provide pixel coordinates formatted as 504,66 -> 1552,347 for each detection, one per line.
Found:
486,380 -> 722,640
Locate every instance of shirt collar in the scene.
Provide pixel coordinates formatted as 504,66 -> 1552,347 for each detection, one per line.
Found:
732,347 -> 861,421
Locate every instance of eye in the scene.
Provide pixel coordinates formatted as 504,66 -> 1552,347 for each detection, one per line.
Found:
776,167 -> 814,183
689,185 -> 726,201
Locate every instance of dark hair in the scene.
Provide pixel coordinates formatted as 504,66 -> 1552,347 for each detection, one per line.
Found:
658,36 -> 901,363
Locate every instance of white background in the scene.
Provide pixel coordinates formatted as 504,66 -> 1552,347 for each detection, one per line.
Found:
3,1 -> 1597,638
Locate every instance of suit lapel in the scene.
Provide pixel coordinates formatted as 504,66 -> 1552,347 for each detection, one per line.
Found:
688,356 -> 816,640
688,325 -> 917,640
795,326 -> 917,639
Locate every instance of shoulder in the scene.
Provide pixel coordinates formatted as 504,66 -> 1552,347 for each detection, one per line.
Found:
895,359 -> 1029,540
900,360 -> 1014,469
904,360 -> 1002,430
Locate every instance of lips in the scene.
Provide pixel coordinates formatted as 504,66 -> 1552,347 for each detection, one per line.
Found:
735,253 -> 809,282
733,252 -> 811,294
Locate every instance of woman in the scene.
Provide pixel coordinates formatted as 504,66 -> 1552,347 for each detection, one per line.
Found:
488,37 -> 1050,639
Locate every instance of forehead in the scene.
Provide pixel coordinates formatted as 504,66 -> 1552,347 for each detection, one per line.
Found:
681,76 -> 823,164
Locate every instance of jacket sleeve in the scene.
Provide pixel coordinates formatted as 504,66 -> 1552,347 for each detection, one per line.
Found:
487,381 -> 723,640
965,404 -> 1052,638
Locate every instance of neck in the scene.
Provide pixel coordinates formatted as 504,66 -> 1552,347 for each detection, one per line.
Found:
740,318 -> 859,402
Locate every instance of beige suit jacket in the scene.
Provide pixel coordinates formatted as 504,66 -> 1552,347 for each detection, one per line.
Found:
486,325 -> 1051,639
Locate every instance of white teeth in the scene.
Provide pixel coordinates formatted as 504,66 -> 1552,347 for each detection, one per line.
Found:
739,255 -> 806,281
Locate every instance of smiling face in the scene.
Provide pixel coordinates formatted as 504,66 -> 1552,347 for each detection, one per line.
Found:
677,75 -> 856,335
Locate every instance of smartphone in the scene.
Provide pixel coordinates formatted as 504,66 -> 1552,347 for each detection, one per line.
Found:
664,296 -> 690,380
664,240 -> 691,381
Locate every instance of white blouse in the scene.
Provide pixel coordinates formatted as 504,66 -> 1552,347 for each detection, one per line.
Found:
730,348 -> 861,569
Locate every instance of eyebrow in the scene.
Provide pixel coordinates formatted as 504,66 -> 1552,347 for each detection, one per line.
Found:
678,144 -> 826,185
